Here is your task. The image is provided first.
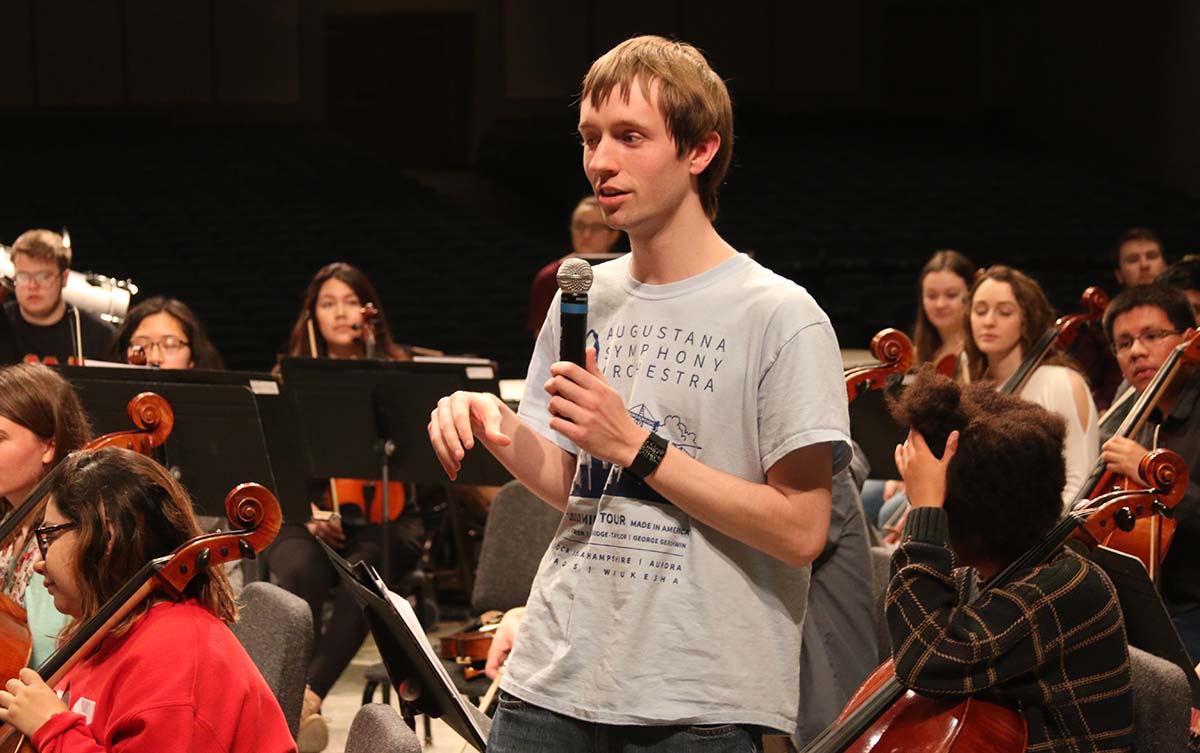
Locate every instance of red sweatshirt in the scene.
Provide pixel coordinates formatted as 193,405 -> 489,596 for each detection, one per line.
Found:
32,600 -> 296,753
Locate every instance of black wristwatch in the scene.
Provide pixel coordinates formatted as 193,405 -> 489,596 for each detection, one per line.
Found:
627,431 -> 669,480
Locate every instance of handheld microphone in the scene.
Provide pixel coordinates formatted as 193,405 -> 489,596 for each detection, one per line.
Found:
556,258 -> 593,367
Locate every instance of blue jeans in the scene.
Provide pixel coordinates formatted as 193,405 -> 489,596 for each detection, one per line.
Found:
487,692 -> 762,753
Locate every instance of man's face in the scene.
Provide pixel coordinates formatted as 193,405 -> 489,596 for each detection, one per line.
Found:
1115,239 -> 1166,287
578,79 -> 695,236
1111,305 -> 1186,393
12,254 -> 66,320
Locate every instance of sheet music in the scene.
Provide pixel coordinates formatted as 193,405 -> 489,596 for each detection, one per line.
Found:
381,588 -> 491,749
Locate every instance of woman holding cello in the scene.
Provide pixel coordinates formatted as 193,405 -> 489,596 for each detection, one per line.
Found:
0,364 -> 91,667
0,447 -> 295,752
885,369 -> 1132,752
269,262 -> 425,753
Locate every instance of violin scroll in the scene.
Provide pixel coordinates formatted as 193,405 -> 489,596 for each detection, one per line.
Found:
870,328 -> 916,372
1081,286 -> 1110,317
87,393 -> 175,453
1138,447 -> 1186,501
845,328 -> 916,403
156,483 -> 282,595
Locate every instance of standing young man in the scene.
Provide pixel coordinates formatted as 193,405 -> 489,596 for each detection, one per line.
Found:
3,229 -> 114,364
429,36 -> 850,749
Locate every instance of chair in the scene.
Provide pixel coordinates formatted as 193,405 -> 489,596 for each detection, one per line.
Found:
364,479 -> 562,747
230,581 -> 313,737
868,545 -> 893,662
1128,646 -> 1191,753
345,703 -> 422,753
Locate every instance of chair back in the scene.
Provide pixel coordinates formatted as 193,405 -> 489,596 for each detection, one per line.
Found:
230,581 -> 313,736
346,703 -> 422,753
471,480 -> 563,613
1128,645 -> 1191,752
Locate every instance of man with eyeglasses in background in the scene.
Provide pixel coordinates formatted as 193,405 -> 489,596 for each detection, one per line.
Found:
2,229 -> 113,365
1100,282 -> 1200,664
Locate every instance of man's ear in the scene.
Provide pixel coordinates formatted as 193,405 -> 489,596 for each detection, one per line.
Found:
687,132 -> 721,176
60,269 -> 69,290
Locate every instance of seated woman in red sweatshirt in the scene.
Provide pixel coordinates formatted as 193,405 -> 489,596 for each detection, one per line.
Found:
0,447 -> 295,753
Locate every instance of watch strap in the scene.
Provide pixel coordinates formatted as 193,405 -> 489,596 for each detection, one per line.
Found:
627,431 -> 669,480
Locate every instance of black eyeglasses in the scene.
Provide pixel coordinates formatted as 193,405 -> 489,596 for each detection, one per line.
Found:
35,522 -> 77,559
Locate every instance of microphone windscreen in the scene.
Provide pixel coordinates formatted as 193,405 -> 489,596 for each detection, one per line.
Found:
556,258 -> 593,294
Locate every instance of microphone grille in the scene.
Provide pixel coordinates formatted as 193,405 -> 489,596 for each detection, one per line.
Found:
556,257 -> 594,294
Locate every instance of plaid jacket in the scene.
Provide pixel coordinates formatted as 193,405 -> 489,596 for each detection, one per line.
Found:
888,507 -> 1134,753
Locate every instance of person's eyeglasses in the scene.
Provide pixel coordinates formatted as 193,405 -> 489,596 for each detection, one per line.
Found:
35,522 -> 78,559
128,336 -> 190,354
13,271 -> 58,287
1112,328 -> 1183,355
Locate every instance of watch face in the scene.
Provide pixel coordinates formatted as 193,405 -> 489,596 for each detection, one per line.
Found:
646,443 -> 666,463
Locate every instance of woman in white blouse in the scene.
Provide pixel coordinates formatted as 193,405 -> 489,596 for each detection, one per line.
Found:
965,265 -> 1099,504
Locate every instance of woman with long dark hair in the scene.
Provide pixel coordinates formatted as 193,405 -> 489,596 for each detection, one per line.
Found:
271,262 -> 424,753
0,447 -> 295,751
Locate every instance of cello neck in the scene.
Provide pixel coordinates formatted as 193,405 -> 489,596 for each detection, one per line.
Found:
999,326 -> 1057,395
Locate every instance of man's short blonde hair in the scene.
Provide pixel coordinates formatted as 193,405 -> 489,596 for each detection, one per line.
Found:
581,36 -> 734,221
11,229 -> 71,272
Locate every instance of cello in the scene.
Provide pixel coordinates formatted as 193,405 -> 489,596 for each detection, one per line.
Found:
801,448 -> 1187,753
1070,326 -> 1200,582
997,285 -> 1109,395
0,392 -> 174,679
0,481 -> 281,752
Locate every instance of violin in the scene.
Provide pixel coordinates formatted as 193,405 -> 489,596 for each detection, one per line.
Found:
329,478 -> 406,525
439,611 -> 503,680
845,329 -> 916,404
0,482 -> 281,753
1070,327 -> 1200,582
998,286 -> 1109,395
801,448 -> 1187,753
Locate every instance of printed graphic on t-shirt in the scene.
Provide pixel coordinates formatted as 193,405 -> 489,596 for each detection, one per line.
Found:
599,322 -> 727,394
554,401 -> 704,588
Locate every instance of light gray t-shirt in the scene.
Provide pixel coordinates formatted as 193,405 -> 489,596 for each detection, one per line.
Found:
507,252 -> 851,735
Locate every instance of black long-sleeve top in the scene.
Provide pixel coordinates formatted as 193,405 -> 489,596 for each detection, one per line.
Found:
1131,370 -> 1200,611
888,506 -> 1133,753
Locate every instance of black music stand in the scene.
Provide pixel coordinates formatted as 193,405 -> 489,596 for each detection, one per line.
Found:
54,365 -> 309,525
280,356 -> 512,584
849,385 -> 907,478
320,539 -> 490,750
1088,545 -> 1200,708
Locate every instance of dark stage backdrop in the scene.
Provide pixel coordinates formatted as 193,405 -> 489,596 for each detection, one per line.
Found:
3,114 -> 1200,378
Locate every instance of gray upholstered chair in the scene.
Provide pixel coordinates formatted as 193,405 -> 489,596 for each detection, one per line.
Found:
1128,646 -> 1191,753
230,581 -> 313,737
345,703 -> 422,753
439,479 -> 563,699
869,545 -> 893,662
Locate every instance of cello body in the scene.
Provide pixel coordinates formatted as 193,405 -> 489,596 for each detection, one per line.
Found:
833,662 -> 1026,753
